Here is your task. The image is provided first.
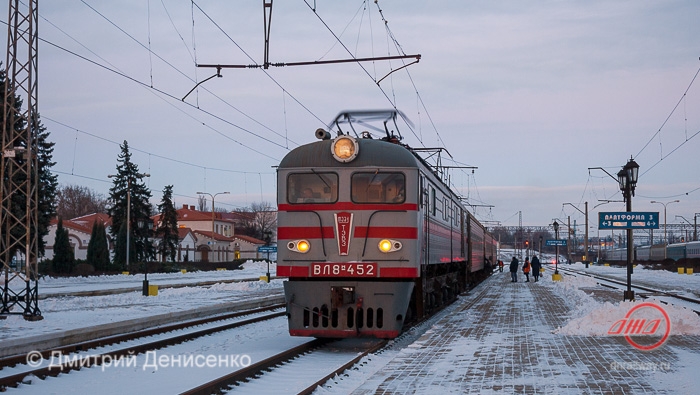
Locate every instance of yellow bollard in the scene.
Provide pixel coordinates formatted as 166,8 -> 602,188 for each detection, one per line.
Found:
604,263 -> 609,266
678,267 -> 685,274
121,271 -> 130,275
180,269 -> 187,274
216,268 -> 226,271
259,275 -> 270,283
686,268 -> 693,275
148,285 -> 158,296
552,273 -> 563,281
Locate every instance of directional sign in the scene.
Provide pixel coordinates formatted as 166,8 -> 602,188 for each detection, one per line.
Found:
599,212 -> 659,230
545,239 -> 567,247
257,245 -> 278,253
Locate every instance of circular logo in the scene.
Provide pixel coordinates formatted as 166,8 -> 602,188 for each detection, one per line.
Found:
623,302 -> 671,351
26,350 -> 44,367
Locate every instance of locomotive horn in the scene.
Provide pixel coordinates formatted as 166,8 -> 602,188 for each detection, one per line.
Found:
315,128 -> 331,140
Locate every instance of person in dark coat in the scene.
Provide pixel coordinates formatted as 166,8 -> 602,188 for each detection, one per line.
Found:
509,256 -> 519,282
531,255 -> 541,282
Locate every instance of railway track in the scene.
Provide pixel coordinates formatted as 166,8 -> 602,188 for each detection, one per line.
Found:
181,279 -> 493,394
181,338 -> 387,395
0,304 -> 285,391
553,266 -> 700,314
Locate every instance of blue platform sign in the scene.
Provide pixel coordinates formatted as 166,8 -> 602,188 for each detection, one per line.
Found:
545,239 -> 567,247
598,212 -> 659,230
257,245 -> 277,253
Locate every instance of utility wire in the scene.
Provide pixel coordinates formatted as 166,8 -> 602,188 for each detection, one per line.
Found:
44,116 -> 274,175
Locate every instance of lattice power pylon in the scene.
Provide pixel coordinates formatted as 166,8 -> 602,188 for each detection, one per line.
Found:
1,0 -> 41,320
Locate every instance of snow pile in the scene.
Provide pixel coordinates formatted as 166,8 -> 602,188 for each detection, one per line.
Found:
552,274 -> 700,336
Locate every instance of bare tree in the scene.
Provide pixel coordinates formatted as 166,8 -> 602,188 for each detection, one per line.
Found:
197,195 -> 208,212
251,201 -> 277,241
56,184 -> 109,219
231,207 -> 257,237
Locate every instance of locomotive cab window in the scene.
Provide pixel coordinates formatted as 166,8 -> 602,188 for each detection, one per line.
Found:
288,172 -> 338,204
351,172 -> 405,204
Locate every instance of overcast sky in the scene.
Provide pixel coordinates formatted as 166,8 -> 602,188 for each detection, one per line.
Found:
5,0 -> 699,231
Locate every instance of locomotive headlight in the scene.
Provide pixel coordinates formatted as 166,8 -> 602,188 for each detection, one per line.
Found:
297,240 -> 310,253
331,135 -> 359,163
287,240 -> 310,253
378,239 -> 402,253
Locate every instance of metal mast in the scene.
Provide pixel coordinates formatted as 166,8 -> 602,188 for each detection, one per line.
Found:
1,0 -> 42,320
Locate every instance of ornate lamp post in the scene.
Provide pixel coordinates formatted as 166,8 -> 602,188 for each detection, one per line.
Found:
263,230 -> 273,282
617,157 -> 639,301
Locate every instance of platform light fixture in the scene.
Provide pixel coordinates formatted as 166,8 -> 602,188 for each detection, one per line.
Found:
618,157 -> 639,302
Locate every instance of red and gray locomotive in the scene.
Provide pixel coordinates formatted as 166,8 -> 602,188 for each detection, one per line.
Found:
277,110 -> 495,338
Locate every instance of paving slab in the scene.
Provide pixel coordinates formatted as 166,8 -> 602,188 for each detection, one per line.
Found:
350,271 -> 700,394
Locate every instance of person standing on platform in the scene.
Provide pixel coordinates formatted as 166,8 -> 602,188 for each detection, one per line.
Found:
509,256 -> 519,282
523,257 -> 531,282
531,255 -> 541,282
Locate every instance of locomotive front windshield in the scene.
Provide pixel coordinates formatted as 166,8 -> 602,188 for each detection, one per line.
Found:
287,172 -> 339,203
351,172 -> 405,204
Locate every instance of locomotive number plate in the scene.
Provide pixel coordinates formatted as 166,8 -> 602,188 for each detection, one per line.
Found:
311,263 -> 377,277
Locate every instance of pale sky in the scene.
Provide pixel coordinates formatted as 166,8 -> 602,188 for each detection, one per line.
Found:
6,0 -> 699,230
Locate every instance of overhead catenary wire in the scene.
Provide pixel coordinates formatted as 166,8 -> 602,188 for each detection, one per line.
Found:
79,0 -> 298,147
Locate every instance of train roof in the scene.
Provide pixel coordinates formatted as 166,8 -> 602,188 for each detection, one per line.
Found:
279,137 -> 420,169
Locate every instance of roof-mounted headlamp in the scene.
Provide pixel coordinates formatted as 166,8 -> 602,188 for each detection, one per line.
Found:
331,135 -> 359,163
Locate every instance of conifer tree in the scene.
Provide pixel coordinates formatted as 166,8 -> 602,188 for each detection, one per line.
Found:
107,141 -> 154,270
87,221 -> 110,271
52,218 -> 74,273
156,185 -> 179,262
0,64 -> 57,258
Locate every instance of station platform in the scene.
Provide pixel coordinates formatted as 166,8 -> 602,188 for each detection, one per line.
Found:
349,268 -> 700,394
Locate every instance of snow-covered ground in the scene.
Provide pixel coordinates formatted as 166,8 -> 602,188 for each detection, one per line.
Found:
2,258 -> 699,393
1,261 -> 283,341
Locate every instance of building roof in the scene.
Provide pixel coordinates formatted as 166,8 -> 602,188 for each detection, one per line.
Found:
176,205 -> 236,224
67,212 -> 112,228
49,218 -> 93,235
177,227 -> 197,242
193,230 -> 236,242
220,211 -> 256,223
233,234 -> 267,245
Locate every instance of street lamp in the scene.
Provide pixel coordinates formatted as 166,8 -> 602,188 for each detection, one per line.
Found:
196,191 -> 230,263
196,191 -> 230,235
650,200 -> 680,247
109,172 -> 150,295
618,157 -> 639,301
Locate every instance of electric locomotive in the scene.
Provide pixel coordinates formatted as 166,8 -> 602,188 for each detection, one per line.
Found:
277,110 -> 494,338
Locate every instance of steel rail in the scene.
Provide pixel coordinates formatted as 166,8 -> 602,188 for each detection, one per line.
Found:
0,307 -> 285,390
